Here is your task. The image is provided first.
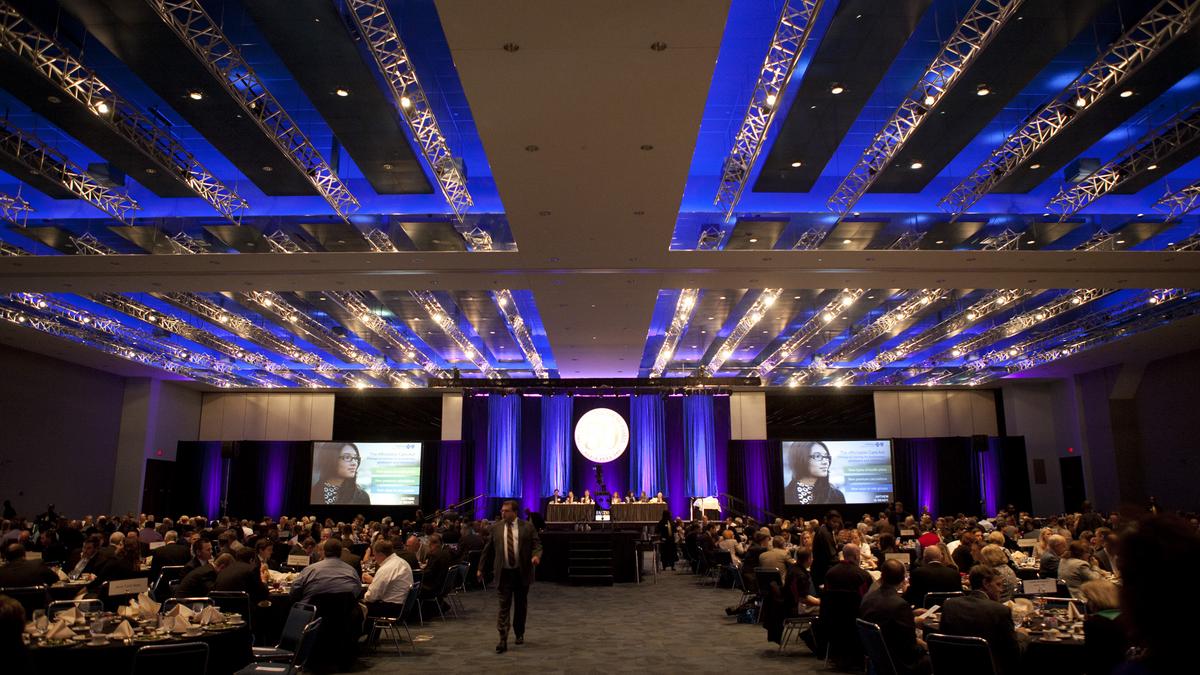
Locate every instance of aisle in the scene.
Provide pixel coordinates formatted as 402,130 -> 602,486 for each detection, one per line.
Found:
359,569 -> 826,674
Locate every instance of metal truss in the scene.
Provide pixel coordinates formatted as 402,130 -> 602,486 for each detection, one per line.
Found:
0,118 -> 140,224
824,289 -> 947,366
936,287 -> 1110,362
714,0 -> 822,222
0,191 -> 31,226
650,288 -> 700,377
492,289 -> 549,378
147,0 -> 357,220
1051,103 -> 1200,218
702,288 -> 782,375
941,0 -> 1200,217
757,289 -> 867,378
0,240 -> 25,257
410,290 -> 494,375
344,0 -> 473,221
328,290 -> 443,381
827,0 -> 1024,218
0,3 -> 245,222
1155,176 -> 1200,221
364,228 -> 400,253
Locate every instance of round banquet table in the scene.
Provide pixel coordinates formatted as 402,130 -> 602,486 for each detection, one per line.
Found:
29,624 -> 252,674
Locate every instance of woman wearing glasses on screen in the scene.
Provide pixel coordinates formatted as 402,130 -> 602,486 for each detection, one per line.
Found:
784,441 -> 845,505
310,442 -> 372,505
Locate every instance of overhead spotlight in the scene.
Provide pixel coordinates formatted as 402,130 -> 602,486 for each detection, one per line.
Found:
790,161 -> 803,168
1070,296 -> 1082,305
934,239 -> 945,245
788,379 -> 799,388
1075,93 -> 1087,108
764,93 -> 778,107
1147,164 -> 1158,171
93,101 -> 109,114
1136,213 -> 1145,218
748,237 -> 758,243
840,295 -> 854,307
217,313 -> 230,324
975,84 -> 990,96
1119,89 -> 1134,98
995,296 -> 1008,306
1026,239 -> 1036,245
910,161 -> 923,170
830,83 -> 845,95
334,88 -> 350,97
951,348 -> 962,357
1116,239 -> 1126,244
187,90 -> 204,101
821,311 -> 835,323
287,313 -> 300,322
1007,348 -> 1019,357
923,93 -> 935,106
966,310 -> 978,321
1149,295 -> 1160,305
399,96 -> 413,109
1035,311 -> 1047,321
920,295 -> 932,305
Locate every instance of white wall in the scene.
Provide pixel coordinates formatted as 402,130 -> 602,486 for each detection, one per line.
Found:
1001,381 -> 1082,514
198,393 -> 334,441
111,379 -> 203,514
873,389 -> 998,438
730,391 -> 767,440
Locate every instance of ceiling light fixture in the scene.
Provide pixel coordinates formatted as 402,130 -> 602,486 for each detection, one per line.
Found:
93,101 -> 109,114
335,88 -> 350,97
399,96 -> 413,109
765,93 -> 778,107
910,161 -> 923,170
790,161 -> 803,168
830,83 -> 844,95
1120,89 -> 1134,98
976,83 -> 990,96
1029,163 -> 1041,169
188,90 -> 203,100
1147,164 -> 1158,170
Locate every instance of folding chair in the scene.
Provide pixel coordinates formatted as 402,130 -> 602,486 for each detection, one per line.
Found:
236,617 -> 322,675
857,618 -> 899,675
252,602 -> 316,663
926,633 -> 997,675
368,585 -> 421,656
0,585 -> 47,617
152,565 -> 187,602
132,641 -> 210,675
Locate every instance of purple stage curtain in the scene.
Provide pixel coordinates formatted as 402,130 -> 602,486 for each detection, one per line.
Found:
978,439 -> 1003,516
727,440 -> 776,522
201,443 -> 223,520
629,394 -> 666,497
684,394 -> 718,498
540,395 -> 573,498
486,393 -> 522,498
260,442 -> 290,519
437,440 -> 464,508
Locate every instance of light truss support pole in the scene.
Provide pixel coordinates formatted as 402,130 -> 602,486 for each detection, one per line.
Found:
715,0 -> 822,222
0,3 -> 245,222
1155,176 -> 1200,221
1050,103 -> 1200,218
941,0 -> 1200,218
827,0 -> 1024,219
650,288 -> 699,378
147,0 -> 358,220
0,191 -> 31,226
344,0 -> 473,222
0,118 -> 140,224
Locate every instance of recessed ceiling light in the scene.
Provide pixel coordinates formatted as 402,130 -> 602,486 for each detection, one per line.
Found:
46,95 -> 61,104
145,168 -> 157,175
830,83 -> 844,95
502,42 -> 520,52
790,161 -> 803,168
335,88 -> 350,97
866,295 -> 874,300
1120,89 -> 1134,98
1116,239 -> 1126,244
525,144 -> 539,152
748,237 -> 758,243
719,296 -> 727,300
650,41 -> 667,51
976,84 -> 990,96
935,239 -> 945,245
640,144 -> 654,151
1026,239 -> 1035,245
1147,164 -> 1158,170
188,90 -> 203,100
1136,213 -> 1145,218
261,165 -> 273,172
910,161 -> 923,170
707,316 -> 714,320
842,239 -> 852,245
382,163 -> 393,170
1029,163 -> 1041,169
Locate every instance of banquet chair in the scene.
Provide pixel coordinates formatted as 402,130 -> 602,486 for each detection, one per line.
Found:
419,567 -> 461,622
368,584 -> 421,656
857,619 -> 899,675
923,591 -> 963,609
926,633 -> 997,675
160,596 -> 214,615
209,590 -> 252,627
0,584 -> 48,617
707,550 -> 732,588
252,602 -> 316,663
816,588 -> 863,668
152,565 -> 188,602
236,618 -> 322,675
48,598 -> 102,619
464,549 -> 483,589
446,563 -> 469,615
132,641 -> 210,675
308,592 -> 360,671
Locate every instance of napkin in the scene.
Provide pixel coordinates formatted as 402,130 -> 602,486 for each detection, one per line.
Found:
111,620 -> 135,639
135,592 -> 160,618
54,567 -> 70,581
166,603 -> 195,618
57,607 -> 81,623
45,620 -> 77,640
198,606 -> 225,625
165,615 -> 192,633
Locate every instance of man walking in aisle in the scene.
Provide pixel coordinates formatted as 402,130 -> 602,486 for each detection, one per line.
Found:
479,499 -> 542,653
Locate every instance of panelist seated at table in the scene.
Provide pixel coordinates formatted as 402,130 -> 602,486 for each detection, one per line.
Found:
650,492 -> 665,504
564,491 -> 577,503
626,491 -> 637,504
610,492 -> 623,504
580,490 -> 594,504
0,543 -> 58,588
550,489 -> 564,504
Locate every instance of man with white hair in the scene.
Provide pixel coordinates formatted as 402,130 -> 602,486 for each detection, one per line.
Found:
1040,534 -> 1067,577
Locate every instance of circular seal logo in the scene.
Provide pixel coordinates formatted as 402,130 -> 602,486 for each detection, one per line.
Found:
574,408 -> 629,463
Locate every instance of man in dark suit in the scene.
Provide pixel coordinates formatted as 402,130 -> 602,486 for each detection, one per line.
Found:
212,547 -> 269,603
150,532 -> 192,578
860,560 -> 930,675
419,533 -> 453,600
812,510 -> 842,590
177,553 -> 232,598
904,546 -> 962,607
478,500 -> 543,654
0,543 -> 58,587
824,543 -> 872,597
940,565 -> 1027,675
396,535 -> 421,570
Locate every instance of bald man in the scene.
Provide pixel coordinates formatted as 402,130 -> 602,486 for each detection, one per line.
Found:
824,543 -> 873,597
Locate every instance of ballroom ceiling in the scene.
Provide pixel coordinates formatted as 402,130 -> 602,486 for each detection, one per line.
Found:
0,0 -> 1199,389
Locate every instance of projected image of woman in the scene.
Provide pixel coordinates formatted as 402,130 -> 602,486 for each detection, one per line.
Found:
784,441 -> 845,505
310,442 -> 371,505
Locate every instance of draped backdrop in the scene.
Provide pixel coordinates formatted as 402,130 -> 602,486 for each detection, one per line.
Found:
628,393 -> 666,497
485,393 -> 523,498
540,395 -> 573,498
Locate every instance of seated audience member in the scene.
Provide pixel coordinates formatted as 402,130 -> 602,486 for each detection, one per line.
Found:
33,529 -> 67,564
150,531 -> 192,577
70,535 -> 104,578
1093,532 -> 1118,573
397,535 -> 421,570
212,547 -> 269,603
916,526 -> 940,550
1057,540 -> 1101,600
825,544 -> 873,597
1079,580 -> 1126,675
940,565 -> 1026,675
458,524 -> 484,556
289,539 -> 363,604
860,559 -> 930,675
758,536 -> 791,577
90,536 -> 143,592
740,531 -> 770,588
904,545 -> 962,607
334,538 -> 362,576
184,538 -> 213,572
0,593 -> 32,675
255,538 -> 279,573
418,533 -> 453,598
952,527 -> 981,572
362,539 -> 413,620
290,537 -> 318,565
0,543 -> 57,587
1040,534 -> 1066,577
717,530 -> 743,566
177,553 -> 232,598
979,544 -> 1020,602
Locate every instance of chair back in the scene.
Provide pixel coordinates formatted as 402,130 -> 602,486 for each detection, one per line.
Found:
208,590 -> 251,621
465,549 -> 483,579
437,565 -> 460,597
160,597 -> 213,615
753,567 -> 783,593
818,588 -> 863,664
401,582 -> 421,621
924,591 -> 963,609
278,602 -> 317,651
308,592 -> 360,668
132,641 -> 210,675
926,633 -> 997,675
48,598 -> 103,619
153,565 -> 187,602
0,584 -> 48,617
291,617 -> 323,672
856,619 -> 898,675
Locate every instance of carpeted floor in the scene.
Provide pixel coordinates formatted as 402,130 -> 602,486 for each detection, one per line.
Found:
355,568 -> 829,674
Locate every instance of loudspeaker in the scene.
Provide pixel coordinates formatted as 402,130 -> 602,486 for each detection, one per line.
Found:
220,441 -> 240,459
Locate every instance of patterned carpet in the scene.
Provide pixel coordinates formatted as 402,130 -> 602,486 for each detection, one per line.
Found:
355,568 -> 830,674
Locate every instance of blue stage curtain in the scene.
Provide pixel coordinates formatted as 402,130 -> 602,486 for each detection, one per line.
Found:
486,393 -> 522,498
684,393 -> 718,498
629,393 -> 666,497
540,394 -> 572,497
